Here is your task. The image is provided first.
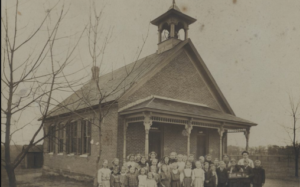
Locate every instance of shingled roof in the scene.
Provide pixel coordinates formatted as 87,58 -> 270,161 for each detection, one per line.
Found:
46,44 -> 181,118
119,96 -> 256,126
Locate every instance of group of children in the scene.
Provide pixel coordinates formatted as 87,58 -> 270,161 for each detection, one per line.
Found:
97,151 -> 265,187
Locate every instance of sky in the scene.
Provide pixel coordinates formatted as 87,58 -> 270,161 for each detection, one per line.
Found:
2,0 -> 300,147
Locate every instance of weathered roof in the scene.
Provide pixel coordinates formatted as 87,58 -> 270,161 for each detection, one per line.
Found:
119,96 -> 257,126
151,9 -> 197,26
46,45 -> 180,118
23,145 -> 43,153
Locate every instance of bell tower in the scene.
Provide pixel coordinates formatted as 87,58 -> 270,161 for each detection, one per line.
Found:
151,0 -> 197,54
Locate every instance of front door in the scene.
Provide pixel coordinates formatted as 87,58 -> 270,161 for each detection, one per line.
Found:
149,130 -> 162,159
197,134 -> 207,158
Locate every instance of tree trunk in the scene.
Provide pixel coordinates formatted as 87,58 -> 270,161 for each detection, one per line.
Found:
6,164 -> 17,187
295,152 -> 299,177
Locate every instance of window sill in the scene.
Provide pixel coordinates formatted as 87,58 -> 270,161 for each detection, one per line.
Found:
79,154 -> 89,158
48,152 -> 54,155
67,153 -> 75,157
57,153 -> 64,156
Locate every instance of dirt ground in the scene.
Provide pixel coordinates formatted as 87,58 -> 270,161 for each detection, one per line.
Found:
2,169 -> 299,187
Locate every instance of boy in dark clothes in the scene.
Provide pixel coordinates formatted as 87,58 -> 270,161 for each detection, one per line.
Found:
227,159 -> 241,187
216,161 -> 228,187
203,162 -> 213,187
240,159 -> 253,187
252,160 -> 265,187
205,154 -> 213,165
188,154 -> 196,169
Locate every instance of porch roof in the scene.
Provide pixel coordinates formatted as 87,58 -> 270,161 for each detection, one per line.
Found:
119,96 -> 257,127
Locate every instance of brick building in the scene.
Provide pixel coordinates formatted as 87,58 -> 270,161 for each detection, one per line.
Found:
43,2 -> 257,181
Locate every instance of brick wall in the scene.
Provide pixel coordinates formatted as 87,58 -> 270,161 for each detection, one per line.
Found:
119,51 -> 221,111
43,105 -> 119,178
163,123 -> 187,156
126,123 -> 145,155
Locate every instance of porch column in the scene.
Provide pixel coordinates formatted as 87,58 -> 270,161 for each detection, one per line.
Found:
123,120 -> 128,163
244,128 -> 250,151
218,125 -> 225,160
185,119 -> 193,155
144,112 -> 152,159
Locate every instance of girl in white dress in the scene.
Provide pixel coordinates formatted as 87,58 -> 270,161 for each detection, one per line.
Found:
146,172 -> 157,187
138,168 -> 147,187
177,154 -> 185,172
191,161 -> 205,187
98,160 -> 112,187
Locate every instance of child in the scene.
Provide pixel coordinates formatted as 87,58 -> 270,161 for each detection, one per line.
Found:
158,156 -> 170,173
111,167 -> 121,187
148,152 -> 157,166
136,154 -> 142,163
213,159 -> 219,168
182,155 -> 188,163
199,156 -> 205,167
138,168 -> 148,187
146,172 -> 158,187
139,156 -> 149,171
120,166 -> 128,187
127,154 -> 138,169
170,152 -> 178,164
191,161 -> 205,187
180,161 -> 193,187
177,154 -> 185,172
170,163 -> 181,187
111,158 -> 120,172
216,161 -> 228,187
222,155 -> 231,168
205,154 -> 213,165
150,165 -> 160,184
203,162 -> 212,187
151,159 -> 159,168
227,159 -> 240,187
240,160 -> 253,187
210,165 -> 217,187
160,164 -> 171,187
125,167 -> 138,187
252,160 -> 265,187
98,160 -> 112,187
188,154 -> 196,169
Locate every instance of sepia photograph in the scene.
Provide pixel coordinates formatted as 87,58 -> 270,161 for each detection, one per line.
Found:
1,0 -> 300,186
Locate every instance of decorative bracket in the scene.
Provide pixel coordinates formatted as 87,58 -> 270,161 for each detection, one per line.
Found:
185,118 -> 193,135
244,128 -> 250,140
218,124 -> 225,138
143,112 -> 153,132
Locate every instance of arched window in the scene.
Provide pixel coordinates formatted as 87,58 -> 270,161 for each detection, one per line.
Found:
177,29 -> 185,40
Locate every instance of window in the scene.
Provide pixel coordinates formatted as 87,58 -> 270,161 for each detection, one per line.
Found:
66,119 -> 92,155
81,120 -> 92,155
57,123 -> 64,153
66,121 -> 77,154
48,125 -> 56,153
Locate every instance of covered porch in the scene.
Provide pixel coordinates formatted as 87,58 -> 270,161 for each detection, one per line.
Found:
119,96 -> 256,162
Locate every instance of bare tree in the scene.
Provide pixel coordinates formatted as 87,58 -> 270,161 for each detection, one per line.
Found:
1,1 -> 85,186
45,1 -> 151,186
282,96 -> 300,177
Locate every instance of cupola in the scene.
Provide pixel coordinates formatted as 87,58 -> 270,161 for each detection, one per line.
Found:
151,0 -> 197,54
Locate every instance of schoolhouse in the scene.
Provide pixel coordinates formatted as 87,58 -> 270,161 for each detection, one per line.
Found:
43,2 -> 257,181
